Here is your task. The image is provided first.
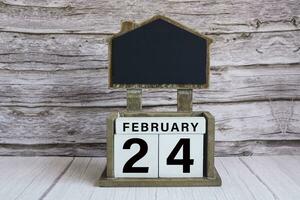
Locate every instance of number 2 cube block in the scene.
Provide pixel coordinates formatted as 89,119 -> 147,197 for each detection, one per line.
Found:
114,134 -> 158,178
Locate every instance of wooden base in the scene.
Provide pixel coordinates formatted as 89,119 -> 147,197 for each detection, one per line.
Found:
98,167 -> 222,187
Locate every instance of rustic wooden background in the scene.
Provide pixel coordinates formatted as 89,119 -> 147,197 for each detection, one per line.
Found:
0,0 -> 299,156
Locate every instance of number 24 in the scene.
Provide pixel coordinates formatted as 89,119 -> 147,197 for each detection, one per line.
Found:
122,138 -> 194,173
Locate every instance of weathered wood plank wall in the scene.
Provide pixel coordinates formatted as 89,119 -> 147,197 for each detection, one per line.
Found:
0,0 -> 299,156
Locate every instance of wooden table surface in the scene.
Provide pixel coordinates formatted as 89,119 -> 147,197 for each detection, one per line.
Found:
0,156 -> 299,200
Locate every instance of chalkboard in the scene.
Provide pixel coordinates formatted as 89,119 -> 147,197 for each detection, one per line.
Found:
109,16 -> 211,88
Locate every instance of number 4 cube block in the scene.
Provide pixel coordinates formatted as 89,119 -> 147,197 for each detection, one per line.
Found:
159,134 -> 204,177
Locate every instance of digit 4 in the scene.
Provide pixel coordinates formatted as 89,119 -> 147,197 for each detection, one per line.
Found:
167,138 -> 194,173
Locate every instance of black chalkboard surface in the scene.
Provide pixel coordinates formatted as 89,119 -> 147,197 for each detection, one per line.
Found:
109,16 -> 211,88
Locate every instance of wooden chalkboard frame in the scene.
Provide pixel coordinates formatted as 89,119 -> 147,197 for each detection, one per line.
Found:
108,15 -> 213,89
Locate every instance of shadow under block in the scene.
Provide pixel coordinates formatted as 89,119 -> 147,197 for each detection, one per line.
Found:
98,111 -> 222,187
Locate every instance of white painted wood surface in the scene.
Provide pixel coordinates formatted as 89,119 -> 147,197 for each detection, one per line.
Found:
0,0 -> 299,156
0,157 -> 72,200
0,156 -> 299,200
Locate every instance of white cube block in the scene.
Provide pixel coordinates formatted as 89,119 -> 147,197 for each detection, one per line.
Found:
159,134 -> 204,177
114,134 -> 158,178
115,117 -> 206,134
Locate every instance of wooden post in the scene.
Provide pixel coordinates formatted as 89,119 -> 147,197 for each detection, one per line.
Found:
127,89 -> 142,111
121,21 -> 136,32
121,21 -> 143,112
177,89 -> 193,112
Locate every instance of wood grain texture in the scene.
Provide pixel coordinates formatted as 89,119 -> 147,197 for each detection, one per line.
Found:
0,143 -> 106,156
215,140 -> 300,156
1,140 -> 300,157
0,157 -> 72,200
44,157 -> 106,200
0,0 -> 299,156
1,31 -> 299,69
0,64 -> 299,107
0,100 -> 299,156
241,156 -> 300,199
0,101 -> 299,144
0,0 -> 299,34
0,156 -> 298,199
41,156 -> 299,200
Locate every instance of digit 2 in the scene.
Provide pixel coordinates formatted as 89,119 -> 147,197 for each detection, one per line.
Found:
123,138 -> 149,173
167,138 -> 194,173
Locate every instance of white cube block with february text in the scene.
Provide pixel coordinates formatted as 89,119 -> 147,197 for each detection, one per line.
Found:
116,117 -> 206,134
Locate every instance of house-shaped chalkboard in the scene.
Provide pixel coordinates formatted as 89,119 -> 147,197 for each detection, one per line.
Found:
109,15 -> 212,88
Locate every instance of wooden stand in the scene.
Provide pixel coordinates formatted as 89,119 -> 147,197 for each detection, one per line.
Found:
98,89 -> 222,187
